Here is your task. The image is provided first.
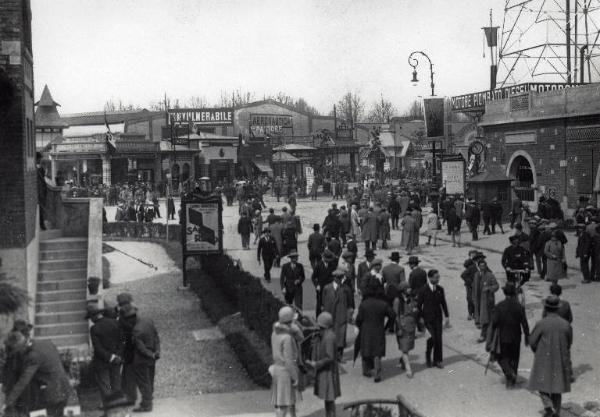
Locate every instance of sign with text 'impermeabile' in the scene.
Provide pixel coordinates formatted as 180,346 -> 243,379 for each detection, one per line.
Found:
168,108 -> 234,126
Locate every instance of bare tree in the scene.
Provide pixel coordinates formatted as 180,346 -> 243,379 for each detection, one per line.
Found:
402,99 -> 424,119
188,95 -> 209,108
104,100 -> 116,112
335,92 -> 365,127
219,88 -> 256,107
367,94 -> 397,123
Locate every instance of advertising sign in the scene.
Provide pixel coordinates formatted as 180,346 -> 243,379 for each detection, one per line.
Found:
168,108 -> 234,126
450,82 -> 578,112
184,200 -> 222,253
305,166 -> 314,194
441,159 -> 465,195
423,98 -> 445,137
249,114 -> 293,137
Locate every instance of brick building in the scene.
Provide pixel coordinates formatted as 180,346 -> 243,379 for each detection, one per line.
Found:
480,83 -> 600,211
0,0 -> 39,320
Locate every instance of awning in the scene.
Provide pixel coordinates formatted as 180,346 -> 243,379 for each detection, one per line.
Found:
253,159 -> 273,173
272,151 -> 300,163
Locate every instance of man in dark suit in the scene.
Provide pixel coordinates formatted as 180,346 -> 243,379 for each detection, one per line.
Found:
36,152 -> 48,230
417,269 -> 450,369
87,303 -> 125,407
407,256 -> 427,292
382,252 -> 406,298
307,224 -> 326,267
487,283 -> 530,388
120,305 -> 160,413
257,228 -> 278,283
357,249 -> 376,295
312,249 -> 338,315
280,250 -> 305,309
3,332 -> 71,417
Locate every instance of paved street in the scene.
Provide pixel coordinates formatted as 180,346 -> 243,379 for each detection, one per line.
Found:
223,196 -> 600,417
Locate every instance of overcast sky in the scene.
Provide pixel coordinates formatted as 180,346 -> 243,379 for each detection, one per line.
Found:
32,0 -> 511,115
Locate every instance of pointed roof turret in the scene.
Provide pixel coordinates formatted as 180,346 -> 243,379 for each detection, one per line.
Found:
35,85 -> 68,128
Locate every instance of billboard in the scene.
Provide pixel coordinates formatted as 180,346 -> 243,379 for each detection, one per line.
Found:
442,159 -> 465,195
184,201 -> 222,253
249,114 -> 293,138
168,108 -> 234,126
423,98 -> 445,137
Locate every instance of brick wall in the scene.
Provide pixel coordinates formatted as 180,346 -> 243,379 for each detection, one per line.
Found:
0,0 -> 37,249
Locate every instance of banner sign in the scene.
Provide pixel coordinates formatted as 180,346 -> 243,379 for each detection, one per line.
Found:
250,114 -> 292,137
305,166 -> 314,195
442,159 -> 465,195
183,199 -> 223,254
168,108 -> 234,126
450,83 -> 578,112
423,98 -> 445,137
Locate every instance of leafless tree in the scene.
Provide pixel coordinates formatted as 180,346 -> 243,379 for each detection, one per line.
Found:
367,94 -> 397,123
335,92 -> 365,127
402,99 -> 424,119
187,95 -> 209,108
219,88 -> 256,107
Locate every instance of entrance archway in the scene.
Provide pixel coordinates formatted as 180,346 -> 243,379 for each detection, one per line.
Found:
507,151 -> 536,203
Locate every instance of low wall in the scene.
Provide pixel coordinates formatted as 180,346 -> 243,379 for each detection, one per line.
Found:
102,222 -> 181,241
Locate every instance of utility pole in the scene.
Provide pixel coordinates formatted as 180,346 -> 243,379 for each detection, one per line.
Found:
567,0 -> 572,83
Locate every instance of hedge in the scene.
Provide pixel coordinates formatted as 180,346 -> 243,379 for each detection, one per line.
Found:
198,254 -> 286,346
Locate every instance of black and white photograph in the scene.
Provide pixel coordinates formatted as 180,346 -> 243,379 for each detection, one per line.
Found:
1,1 -> 600,416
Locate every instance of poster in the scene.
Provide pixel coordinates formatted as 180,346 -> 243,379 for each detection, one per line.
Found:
441,159 -> 465,195
185,202 -> 221,253
305,166 -> 314,194
423,97 -> 445,137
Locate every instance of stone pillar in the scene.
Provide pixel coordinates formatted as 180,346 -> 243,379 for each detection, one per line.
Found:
102,156 -> 111,186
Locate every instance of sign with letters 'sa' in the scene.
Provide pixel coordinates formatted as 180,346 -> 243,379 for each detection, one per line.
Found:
185,201 -> 222,253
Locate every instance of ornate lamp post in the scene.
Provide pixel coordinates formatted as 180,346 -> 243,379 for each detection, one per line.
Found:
408,51 -> 435,97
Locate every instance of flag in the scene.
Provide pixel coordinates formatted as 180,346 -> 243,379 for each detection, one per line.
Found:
423,98 -> 445,137
483,26 -> 499,48
104,112 -> 117,154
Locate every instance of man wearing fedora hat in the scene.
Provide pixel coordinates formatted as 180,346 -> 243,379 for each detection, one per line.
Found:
257,228 -> 278,283
407,256 -> 427,293
357,249 -> 376,295
486,283 -> 530,388
312,249 -> 338,316
382,252 -> 406,301
280,250 -> 305,309
86,303 -> 125,408
529,296 -> 573,417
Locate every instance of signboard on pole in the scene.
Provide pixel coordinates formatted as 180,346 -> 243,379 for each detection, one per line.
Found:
423,98 -> 445,137
441,158 -> 465,195
305,166 -> 314,194
182,197 -> 223,254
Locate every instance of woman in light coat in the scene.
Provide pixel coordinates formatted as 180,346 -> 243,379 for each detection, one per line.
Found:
350,204 -> 361,238
394,282 -> 418,378
270,307 -> 301,417
544,231 -> 566,283
426,210 -> 439,246
473,259 -> 499,343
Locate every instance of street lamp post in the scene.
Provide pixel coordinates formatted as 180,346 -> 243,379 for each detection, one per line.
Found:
408,51 -> 435,97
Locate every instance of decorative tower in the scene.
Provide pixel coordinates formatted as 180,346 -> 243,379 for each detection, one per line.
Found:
35,85 -> 68,151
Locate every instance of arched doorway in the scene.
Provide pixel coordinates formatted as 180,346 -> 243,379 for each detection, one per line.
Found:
507,151 -> 536,202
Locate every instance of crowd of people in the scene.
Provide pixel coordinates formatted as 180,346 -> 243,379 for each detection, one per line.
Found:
0,293 -> 161,416
249,181 -> 599,417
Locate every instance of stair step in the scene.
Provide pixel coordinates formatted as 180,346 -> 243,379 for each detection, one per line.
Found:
40,229 -> 63,240
36,300 -> 88,313
38,279 -> 87,292
40,249 -> 87,261
36,333 -> 89,347
38,268 -> 87,281
40,238 -> 88,251
35,321 -> 89,337
37,289 -> 87,303
39,259 -> 87,272
36,311 -> 87,325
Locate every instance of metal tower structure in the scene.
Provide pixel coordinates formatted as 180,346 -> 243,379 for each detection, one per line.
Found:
497,0 -> 600,87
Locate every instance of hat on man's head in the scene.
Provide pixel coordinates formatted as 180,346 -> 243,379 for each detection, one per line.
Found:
341,250 -> 355,259
12,319 -> 33,337
120,303 -> 138,318
313,223 -> 320,231
406,256 -> 420,265
473,252 -> 487,261
509,235 -> 520,242
262,228 -> 270,234
287,250 -> 299,258
502,282 -> 517,297
317,312 -> 333,329
371,258 -> 383,266
365,249 -> 376,259
398,281 -> 410,292
117,292 -> 133,307
544,295 -> 560,311
389,251 -> 401,262
322,249 -> 336,262
85,303 -> 103,319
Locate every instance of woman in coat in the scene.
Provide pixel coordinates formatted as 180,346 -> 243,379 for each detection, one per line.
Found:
544,231 -> 566,283
426,210 -> 439,246
350,204 -> 361,239
474,259 -> 499,342
529,296 -> 572,417
400,210 -> 417,254
270,307 -> 301,417
394,282 -> 418,378
307,312 -> 340,417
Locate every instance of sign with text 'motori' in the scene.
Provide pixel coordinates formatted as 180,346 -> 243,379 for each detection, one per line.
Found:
168,108 -> 234,125
450,83 -> 579,112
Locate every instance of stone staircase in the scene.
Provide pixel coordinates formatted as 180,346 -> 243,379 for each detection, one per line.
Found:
35,233 -> 90,356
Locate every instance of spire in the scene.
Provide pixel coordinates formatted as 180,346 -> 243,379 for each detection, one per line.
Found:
35,85 -> 60,107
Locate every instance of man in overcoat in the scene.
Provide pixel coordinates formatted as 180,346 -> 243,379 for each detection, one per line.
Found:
257,228 -> 278,283
280,250 -> 305,309
357,249 -> 376,294
417,269 -> 450,369
355,283 -> 396,382
407,256 -> 427,292
87,303 -> 125,407
312,249 -> 338,315
361,207 -> 379,252
308,224 -> 327,268
529,296 -> 573,417
322,269 -> 353,359
486,283 -> 530,388
474,259 -> 500,342
382,252 -> 406,299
